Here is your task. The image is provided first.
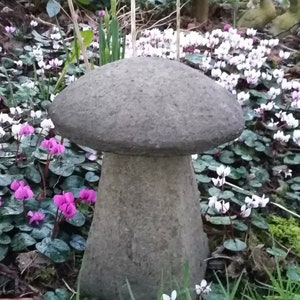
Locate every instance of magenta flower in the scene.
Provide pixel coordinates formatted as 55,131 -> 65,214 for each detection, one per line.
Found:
27,211 -> 45,225
54,192 -> 76,219
0,197 -> 2,207
14,185 -> 34,200
19,124 -> 34,136
223,24 -> 231,31
98,10 -> 105,17
79,189 -> 96,204
41,137 -> 65,155
10,180 -> 25,191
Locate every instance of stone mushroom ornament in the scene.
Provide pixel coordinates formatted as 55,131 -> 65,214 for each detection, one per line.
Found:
49,57 -> 244,299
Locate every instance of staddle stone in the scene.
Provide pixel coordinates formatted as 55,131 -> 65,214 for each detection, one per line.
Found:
49,57 -> 244,299
49,57 -> 244,156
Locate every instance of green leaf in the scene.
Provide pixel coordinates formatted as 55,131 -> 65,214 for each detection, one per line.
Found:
31,223 -> 54,240
49,159 -> 75,177
81,30 -> 94,47
219,190 -> 235,199
60,175 -> 85,190
196,174 -> 211,183
209,216 -> 236,225
63,149 -> 85,164
254,141 -> 266,152
0,199 -> 23,216
251,214 -> 269,229
70,234 -> 86,251
0,222 -> 14,234
184,53 -> 205,65
40,198 -> 58,216
249,90 -> 268,99
219,150 -> 235,164
0,234 -> 11,245
223,238 -> 247,251
66,211 -> 86,227
241,129 -> 257,143
46,0 -> 60,17
2,57 -> 15,68
76,0 -> 90,4
232,220 -> 248,232
284,154 -> 300,165
85,171 -> 100,183
248,180 -> 262,188
286,265 -> 300,282
11,233 -> 36,251
208,187 -> 221,197
44,288 -> 70,300
16,224 -> 32,232
0,174 -> 12,186
24,166 -> 41,183
285,192 -> 300,201
0,245 -> 8,261
266,247 -> 287,258
36,238 -> 70,263
193,160 -> 207,173
291,183 -> 300,191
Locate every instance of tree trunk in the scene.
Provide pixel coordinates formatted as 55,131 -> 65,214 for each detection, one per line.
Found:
192,0 -> 209,23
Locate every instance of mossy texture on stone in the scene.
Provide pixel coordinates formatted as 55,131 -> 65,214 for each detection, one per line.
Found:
269,0 -> 300,36
268,215 -> 300,252
237,0 -> 276,30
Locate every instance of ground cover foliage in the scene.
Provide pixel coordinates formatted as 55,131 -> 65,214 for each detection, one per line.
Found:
0,0 -> 300,299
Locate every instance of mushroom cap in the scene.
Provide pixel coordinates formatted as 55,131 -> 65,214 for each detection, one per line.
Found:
49,57 -> 244,156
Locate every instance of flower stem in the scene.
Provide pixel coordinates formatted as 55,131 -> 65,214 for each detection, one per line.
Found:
51,207 -> 60,240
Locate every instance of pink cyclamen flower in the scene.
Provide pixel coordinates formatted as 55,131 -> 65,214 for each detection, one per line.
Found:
223,24 -> 231,31
0,197 -> 2,207
27,211 -> 45,225
19,124 -> 34,136
79,189 -> 96,204
10,180 -> 25,191
98,10 -> 105,17
54,192 -> 76,219
14,185 -> 34,200
41,137 -> 65,155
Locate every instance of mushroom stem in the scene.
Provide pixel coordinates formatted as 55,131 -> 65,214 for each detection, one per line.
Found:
79,152 -> 209,299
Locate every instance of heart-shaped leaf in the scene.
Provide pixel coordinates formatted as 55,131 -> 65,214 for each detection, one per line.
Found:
36,238 -> 70,263
11,233 -> 36,251
223,238 -> 247,251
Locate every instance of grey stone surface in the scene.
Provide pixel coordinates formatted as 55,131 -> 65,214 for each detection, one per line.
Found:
49,57 -> 244,156
79,154 -> 209,299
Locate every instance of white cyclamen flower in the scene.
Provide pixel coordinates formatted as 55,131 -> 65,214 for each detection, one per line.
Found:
30,20 -> 38,27
273,130 -> 290,143
245,194 -> 269,208
279,50 -> 290,59
214,200 -> 230,214
191,154 -> 198,160
162,290 -> 177,300
0,127 -> 6,138
211,176 -> 225,187
195,279 -> 212,296
240,204 -> 252,218
0,113 -> 13,124
293,130 -> 300,146
237,91 -> 250,104
11,124 -> 22,137
10,107 -> 23,115
216,165 -> 231,177
40,118 -> 55,130
208,196 -> 218,208
268,87 -> 281,99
